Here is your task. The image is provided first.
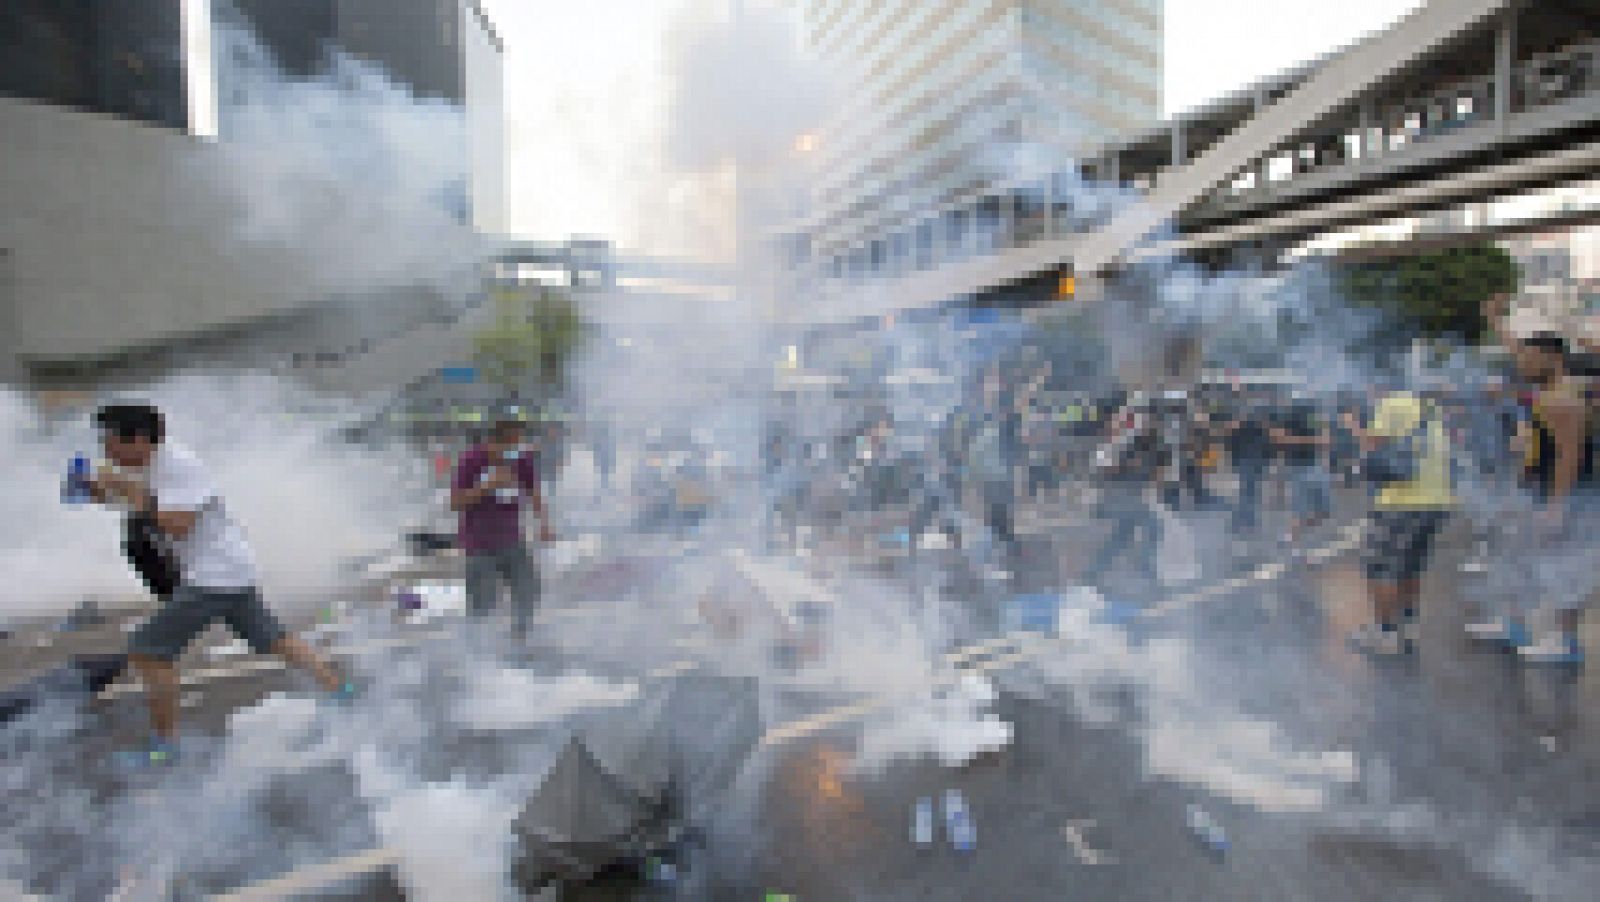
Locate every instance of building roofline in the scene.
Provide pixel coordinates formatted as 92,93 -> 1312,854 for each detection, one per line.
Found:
462,0 -> 504,54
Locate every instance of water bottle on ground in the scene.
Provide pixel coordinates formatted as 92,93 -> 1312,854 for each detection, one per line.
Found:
912,797 -> 935,848
1186,804 -> 1229,855
944,789 -> 976,852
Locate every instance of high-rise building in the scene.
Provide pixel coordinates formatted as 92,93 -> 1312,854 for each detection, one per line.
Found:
214,0 -> 505,231
218,0 -> 464,101
790,0 -> 1163,278
0,0 -> 192,130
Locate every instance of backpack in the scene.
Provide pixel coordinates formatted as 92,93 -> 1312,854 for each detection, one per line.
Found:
123,512 -> 180,601
1363,402 -> 1436,487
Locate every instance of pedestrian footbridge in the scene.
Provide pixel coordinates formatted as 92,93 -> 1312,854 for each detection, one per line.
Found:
781,0 -> 1597,325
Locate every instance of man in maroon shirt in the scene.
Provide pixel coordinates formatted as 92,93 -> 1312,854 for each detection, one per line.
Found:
451,414 -> 555,639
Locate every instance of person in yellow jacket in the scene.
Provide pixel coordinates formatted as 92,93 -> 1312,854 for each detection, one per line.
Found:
1347,388 -> 1455,656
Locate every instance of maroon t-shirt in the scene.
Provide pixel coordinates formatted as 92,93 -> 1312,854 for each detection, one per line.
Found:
453,444 -> 540,553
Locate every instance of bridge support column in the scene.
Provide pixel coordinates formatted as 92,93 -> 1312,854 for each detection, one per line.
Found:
1170,124 -> 1187,167
1494,4 -> 1519,126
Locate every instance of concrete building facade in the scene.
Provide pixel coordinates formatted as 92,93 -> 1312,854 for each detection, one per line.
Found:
0,1 -> 508,387
790,0 -> 1163,278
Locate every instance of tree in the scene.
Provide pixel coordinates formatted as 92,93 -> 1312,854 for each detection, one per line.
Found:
472,283 -> 587,397
1335,242 -> 1520,346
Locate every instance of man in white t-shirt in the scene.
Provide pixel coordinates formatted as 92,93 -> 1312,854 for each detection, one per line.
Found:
89,404 -> 349,763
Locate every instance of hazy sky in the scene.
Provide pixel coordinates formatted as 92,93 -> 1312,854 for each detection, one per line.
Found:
480,0 -> 1427,243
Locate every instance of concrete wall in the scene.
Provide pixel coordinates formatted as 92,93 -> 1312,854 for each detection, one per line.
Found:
0,96 -> 333,375
462,0 -> 505,237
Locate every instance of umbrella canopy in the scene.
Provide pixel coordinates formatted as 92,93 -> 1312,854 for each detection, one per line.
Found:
510,673 -> 763,889
512,735 -> 663,884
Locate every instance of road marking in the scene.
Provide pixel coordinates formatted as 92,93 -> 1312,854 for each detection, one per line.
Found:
210,847 -> 399,901
93,602 -> 627,698
758,525 -> 1365,749
758,698 -> 887,749
1063,819 -> 1117,866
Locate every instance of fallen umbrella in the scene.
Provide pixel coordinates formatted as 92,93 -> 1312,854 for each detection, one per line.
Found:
510,672 -> 762,891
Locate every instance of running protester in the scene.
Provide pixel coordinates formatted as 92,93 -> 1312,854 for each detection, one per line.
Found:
1224,394 -> 1274,533
1082,412 -> 1164,587
1349,389 -> 1455,656
89,404 -> 351,764
1466,335 -> 1596,664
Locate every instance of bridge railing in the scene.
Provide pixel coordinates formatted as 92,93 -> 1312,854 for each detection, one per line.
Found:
1195,38 -> 1598,217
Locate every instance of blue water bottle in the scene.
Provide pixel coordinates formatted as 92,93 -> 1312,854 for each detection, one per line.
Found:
61,453 -> 92,505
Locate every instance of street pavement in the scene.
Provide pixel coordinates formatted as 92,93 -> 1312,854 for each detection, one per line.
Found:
4,478 -> 1599,899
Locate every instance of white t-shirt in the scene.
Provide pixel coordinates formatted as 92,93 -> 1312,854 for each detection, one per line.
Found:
141,441 -> 260,589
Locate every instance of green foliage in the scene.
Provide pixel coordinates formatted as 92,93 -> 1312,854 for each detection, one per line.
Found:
472,284 -> 586,392
1336,242 -> 1520,345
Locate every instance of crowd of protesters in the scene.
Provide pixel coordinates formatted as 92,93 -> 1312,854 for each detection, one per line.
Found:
746,312 -> 1597,666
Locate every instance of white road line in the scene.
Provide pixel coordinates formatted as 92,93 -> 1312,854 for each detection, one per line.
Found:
760,527 -> 1361,747
757,698 -> 887,748
209,847 -> 398,901
95,601 -> 627,698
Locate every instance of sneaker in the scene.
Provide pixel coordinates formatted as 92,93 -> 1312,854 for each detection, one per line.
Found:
113,737 -> 179,769
1348,624 -> 1412,656
1465,618 -> 1531,649
324,680 -> 361,705
1517,634 -> 1584,666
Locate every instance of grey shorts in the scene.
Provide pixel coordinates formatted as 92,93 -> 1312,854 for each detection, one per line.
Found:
1362,509 -> 1449,582
464,545 -> 540,628
129,584 -> 286,662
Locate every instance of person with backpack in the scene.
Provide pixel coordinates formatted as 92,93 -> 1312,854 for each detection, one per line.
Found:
86,404 -> 352,765
1347,386 -> 1456,656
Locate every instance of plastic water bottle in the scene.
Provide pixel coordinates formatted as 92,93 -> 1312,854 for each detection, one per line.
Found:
1186,804 -> 1229,855
498,449 -> 524,502
61,453 -> 92,504
944,789 -> 976,852
912,797 -> 935,848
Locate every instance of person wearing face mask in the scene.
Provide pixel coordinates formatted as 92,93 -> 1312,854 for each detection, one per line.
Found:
451,412 -> 556,640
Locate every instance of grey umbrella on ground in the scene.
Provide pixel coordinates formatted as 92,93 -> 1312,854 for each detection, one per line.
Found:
510,672 -> 763,890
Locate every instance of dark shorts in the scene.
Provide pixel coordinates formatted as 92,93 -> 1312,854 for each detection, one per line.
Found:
1362,509 -> 1449,582
128,584 -> 286,662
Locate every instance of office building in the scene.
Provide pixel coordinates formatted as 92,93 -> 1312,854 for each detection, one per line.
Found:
789,0 -> 1164,278
1,0 -> 193,131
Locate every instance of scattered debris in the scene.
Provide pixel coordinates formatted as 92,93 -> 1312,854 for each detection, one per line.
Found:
1186,804 -> 1229,856
1062,819 -> 1116,866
